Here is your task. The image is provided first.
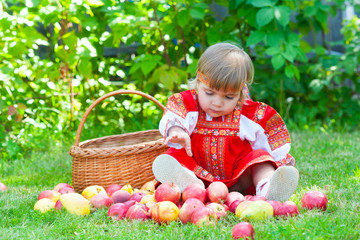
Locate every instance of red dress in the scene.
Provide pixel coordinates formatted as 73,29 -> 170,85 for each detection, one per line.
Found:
159,89 -> 295,189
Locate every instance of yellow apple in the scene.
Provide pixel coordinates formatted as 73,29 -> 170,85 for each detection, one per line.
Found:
81,185 -> 107,200
235,200 -> 273,220
34,198 -> 55,213
60,193 -> 90,216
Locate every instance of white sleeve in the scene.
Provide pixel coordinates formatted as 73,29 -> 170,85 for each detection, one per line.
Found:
159,111 -> 198,149
239,115 -> 291,163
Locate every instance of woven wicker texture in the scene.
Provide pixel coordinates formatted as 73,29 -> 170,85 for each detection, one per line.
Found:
69,90 -> 168,192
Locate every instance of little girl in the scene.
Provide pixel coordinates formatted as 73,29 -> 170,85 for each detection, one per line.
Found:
152,42 -> 298,202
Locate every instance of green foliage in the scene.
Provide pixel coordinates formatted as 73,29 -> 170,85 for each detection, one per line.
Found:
1,0 -> 360,160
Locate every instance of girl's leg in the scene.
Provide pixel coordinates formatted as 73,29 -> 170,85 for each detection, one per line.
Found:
252,162 -> 299,201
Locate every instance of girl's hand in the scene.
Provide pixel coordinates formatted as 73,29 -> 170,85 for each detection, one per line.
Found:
164,126 -> 193,157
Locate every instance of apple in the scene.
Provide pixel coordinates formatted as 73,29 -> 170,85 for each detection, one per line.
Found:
141,180 -> 156,192
249,195 -> 267,201
106,184 -> 122,197
276,201 -> 299,217
107,203 -> 129,220
38,190 -> 61,203
60,193 -> 90,216
235,200 -> 273,221
111,190 -> 131,203
182,183 -> 207,203
140,194 -> 156,205
129,192 -> 147,203
58,187 -> 76,195
232,222 -> 255,240
206,182 -> 229,203
89,194 -> 112,211
225,191 -> 245,207
191,207 -> 217,227
179,198 -> 205,224
54,183 -> 72,192
123,200 -> 137,208
267,200 -> 282,216
154,182 -> 181,204
301,191 -> 328,211
244,195 -> 253,201
81,185 -> 107,200
126,203 -> 150,221
230,199 -> 245,213
150,201 -> 180,224
206,202 -> 227,219
54,199 -> 63,210
0,182 -> 7,192
120,184 -> 134,194
34,198 -> 55,213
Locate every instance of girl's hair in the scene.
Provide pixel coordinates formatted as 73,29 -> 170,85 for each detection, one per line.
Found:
189,42 -> 254,102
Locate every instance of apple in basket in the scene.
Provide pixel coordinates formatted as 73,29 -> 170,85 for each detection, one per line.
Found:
232,222 -> 255,240
38,190 -> 61,203
81,185 -> 107,200
34,198 -> 55,213
150,201 -> 179,224
179,198 -> 205,224
155,182 -> 181,204
206,182 -> 229,203
106,184 -> 122,197
182,183 -> 207,203
108,203 -> 129,220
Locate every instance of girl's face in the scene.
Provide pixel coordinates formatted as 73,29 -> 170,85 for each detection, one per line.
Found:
197,82 -> 240,118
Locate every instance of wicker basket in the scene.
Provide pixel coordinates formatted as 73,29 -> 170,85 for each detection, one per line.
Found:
69,90 -> 168,192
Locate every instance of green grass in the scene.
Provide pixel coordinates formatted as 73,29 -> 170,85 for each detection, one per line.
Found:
1,131 -> 360,239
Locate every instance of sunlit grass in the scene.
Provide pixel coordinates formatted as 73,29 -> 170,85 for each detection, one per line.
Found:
1,131 -> 360,239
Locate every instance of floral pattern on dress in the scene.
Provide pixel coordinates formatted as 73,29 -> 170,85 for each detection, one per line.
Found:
265,113 -> 291,151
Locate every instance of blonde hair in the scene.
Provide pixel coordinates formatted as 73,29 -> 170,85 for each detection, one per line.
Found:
189,42 -> 254,102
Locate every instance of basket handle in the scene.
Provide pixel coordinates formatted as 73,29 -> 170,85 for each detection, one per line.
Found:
74,90 -> 166,147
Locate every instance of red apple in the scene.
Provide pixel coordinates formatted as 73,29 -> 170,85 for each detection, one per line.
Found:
155,182 -> 181,204
225,191 -> 245,207
182,183 -> 207,203
111,190 -> 131,203
232,222 -> 255,240
126,203 -> 150,221
129,192 -> 147,203
90,194 -> 112,211
206,181 -> 229,203
150,201 -> 180,224
38,190 -> 61,202
106,184 -> 122,197
123,200 -> 137,208
276,201 -> 299,217
179,198 -> 205,224
249,195 -> 267,201
229,199 -> 244,213
54,183 -> 72,192
54,199 -> 63,210
0,182 -> 7,192
206,202 -> 227,219
267,200 -> 282,216
191,207 -> 217,227
107,203 -> 129,220
301,191 -> 328,210
58,187 -> 76,195
244,195 -> 253,201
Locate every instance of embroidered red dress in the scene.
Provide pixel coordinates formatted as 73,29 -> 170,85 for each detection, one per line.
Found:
159,89 -> 295,189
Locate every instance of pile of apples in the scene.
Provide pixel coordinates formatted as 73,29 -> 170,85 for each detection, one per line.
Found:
33,181 -> 328,240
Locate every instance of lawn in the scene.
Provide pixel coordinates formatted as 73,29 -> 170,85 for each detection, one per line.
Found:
1,131 -> 359,239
